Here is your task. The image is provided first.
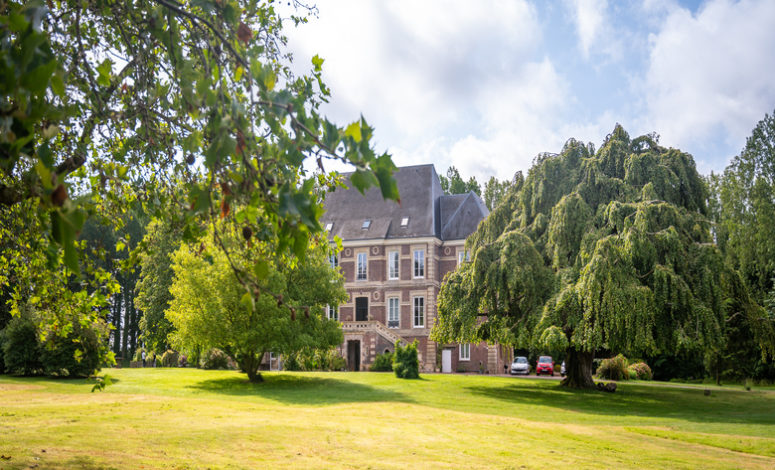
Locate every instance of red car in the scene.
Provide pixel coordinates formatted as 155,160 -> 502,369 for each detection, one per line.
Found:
536,356 -> 554,376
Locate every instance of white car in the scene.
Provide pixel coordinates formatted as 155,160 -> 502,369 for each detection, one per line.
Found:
510,356 -> 529,375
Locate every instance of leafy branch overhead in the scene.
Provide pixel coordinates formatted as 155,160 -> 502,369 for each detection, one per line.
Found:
0,1 -> 398,290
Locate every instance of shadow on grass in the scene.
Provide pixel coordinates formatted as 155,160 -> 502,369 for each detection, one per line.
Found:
0,375 -> 121,386
464,380 -> 775,426
187,373 -> 414,406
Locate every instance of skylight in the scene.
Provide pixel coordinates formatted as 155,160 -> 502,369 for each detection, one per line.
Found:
362,219 -> 371,229
400,217 -> 409,227
325,222 -> 333,231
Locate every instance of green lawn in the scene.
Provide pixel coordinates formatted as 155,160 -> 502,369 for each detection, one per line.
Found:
1,369 -> 774,469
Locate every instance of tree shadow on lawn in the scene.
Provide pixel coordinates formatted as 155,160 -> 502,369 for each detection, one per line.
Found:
464,381 -> 775,426
187,373 -> 414,406
0,375 -> 122,388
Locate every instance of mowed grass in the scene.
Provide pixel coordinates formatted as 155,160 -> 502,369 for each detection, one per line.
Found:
1,369 -> 774,469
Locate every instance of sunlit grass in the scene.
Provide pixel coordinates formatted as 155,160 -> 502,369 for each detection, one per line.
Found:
1,369 -> 774,469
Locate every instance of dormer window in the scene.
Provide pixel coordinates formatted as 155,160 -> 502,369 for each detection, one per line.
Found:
325,222 -> 333,231
362,219 -> 371,229
400,217 -> 409,227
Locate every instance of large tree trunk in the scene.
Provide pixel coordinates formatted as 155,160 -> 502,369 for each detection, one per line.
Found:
561,347 -> 596,389
243,354 -> 264,383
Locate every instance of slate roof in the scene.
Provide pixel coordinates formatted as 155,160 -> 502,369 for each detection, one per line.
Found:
322,164 -> 489,241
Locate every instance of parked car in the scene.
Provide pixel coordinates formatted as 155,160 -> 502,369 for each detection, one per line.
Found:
560,361 -> 566,376
510,356 -> 529,375
536,356 -> 554,376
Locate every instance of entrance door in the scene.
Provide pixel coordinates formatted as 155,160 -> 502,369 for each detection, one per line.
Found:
355,297 -> 368,321
442,349 -> 452,373
347,340 -> 361,371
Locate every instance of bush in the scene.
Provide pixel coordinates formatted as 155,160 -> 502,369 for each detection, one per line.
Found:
328,353 -> 346,371
628,362 -> 653,380
393,340 -> 419,379
40,320 -> 106,377
2,312 -> 42,376
283,348 -> 345,371
200,348 -> 230,369
370,351 -> 393,371
133,348 -> 145,363
283,354 -> 303,371
597,354 -> 629,381
161,350 -> 179,367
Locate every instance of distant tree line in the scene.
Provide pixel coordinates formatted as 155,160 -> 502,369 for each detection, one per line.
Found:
439,166 -> 515,212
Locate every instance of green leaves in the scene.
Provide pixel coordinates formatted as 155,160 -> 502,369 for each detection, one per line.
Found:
50,206 -> 86,274
311,54 -> 324,72
436,126 -> 736,386
96,59 -> 113,87
344,121 -> 362,143
91,374 -> 113,392
1,0 -> 400,383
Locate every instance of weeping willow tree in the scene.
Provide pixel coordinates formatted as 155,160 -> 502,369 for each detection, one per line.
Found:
434,125 -> 775,388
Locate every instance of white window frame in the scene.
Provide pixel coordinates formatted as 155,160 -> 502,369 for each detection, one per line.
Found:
413,249 -> 425,278
459,344 -> 471,361
413,296 -> 425,328
388,297 -> 400,328
388,251 -> 399,280
457,250 -> 465,266
357,252 -> 367,280
326,305 -> 338,321
329,253 -> 339,270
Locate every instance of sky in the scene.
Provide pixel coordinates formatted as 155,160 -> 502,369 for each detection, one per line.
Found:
283,0 -> 775,183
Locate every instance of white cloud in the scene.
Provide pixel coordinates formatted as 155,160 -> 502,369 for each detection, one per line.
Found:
569,0 -> 609,58
286,0 -> 553,180
643,0 -> 775,166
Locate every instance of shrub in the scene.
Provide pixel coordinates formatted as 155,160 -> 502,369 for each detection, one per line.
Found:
597,354 -> 629,381
2,312 -> 42,375
133,348 -> 145,363
40,320 -> 106,377
161,350 -> 179,367
393,340 -> 419,379
628,362 -> 653,380
187,347 -> 201,368
283,354 -> 303,371
200,348 -> 230,369
327,351 -> 346,371
283,348 -> 345,371
370,351 -> 393,371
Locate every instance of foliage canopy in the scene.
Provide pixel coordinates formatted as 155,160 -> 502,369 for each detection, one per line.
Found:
434,126 -> 775,388
1,0 -> 397,370
166,223 -> 346,382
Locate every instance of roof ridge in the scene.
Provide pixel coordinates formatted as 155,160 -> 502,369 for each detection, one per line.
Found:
441,191 -> 475,235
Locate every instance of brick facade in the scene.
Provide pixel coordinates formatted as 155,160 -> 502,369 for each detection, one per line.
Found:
321,164 -> 512,374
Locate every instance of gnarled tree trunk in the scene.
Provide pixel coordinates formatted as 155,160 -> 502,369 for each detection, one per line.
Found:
561,347 -> 596,389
